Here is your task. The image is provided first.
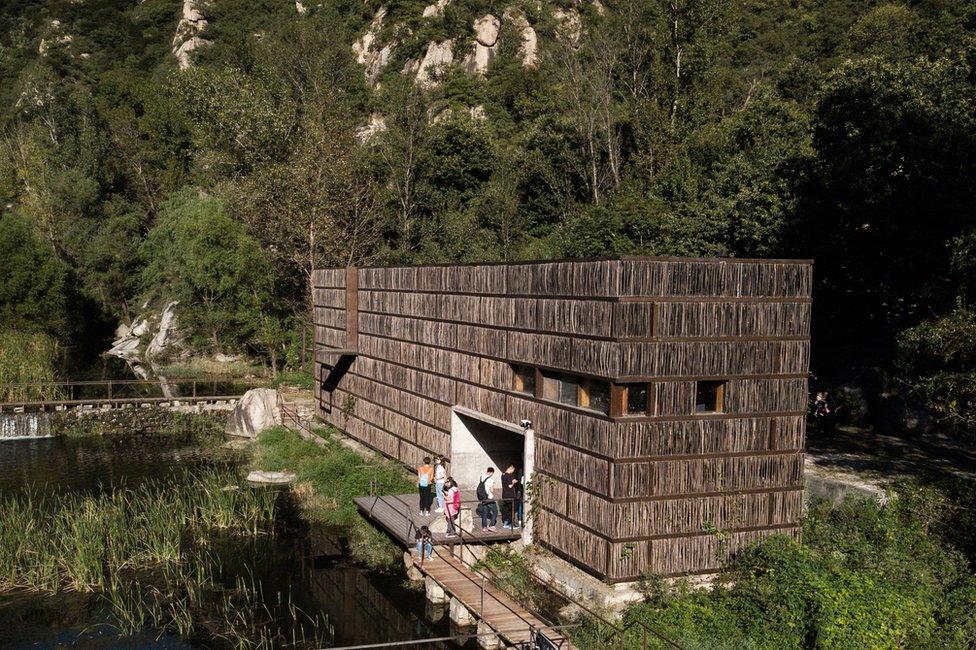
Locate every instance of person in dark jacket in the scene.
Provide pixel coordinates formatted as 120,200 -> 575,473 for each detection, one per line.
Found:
501,463 -> 518,529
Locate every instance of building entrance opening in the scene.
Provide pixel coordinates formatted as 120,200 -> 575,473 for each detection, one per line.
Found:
450,410 -> 525,491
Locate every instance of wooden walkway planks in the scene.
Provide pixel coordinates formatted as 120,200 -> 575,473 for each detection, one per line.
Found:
418,550 -> 575,649
354,493 -> 521,546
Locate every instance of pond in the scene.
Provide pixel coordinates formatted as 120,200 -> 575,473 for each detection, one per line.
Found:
0,435 -> 469,648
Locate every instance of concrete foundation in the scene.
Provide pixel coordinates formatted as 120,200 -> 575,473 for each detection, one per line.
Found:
403,551 -> 423,582
527,547 -> 643,613
449,596 -> 476,627
476,620 -> 501,649
425,575 -> 447,604
425,601 -> 445,624
804,460 -> 888,505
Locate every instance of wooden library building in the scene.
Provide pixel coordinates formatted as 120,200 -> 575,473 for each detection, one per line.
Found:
312,257 -> 812,582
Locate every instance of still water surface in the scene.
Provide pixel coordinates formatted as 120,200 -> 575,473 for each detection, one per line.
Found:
0,436 -> 464,648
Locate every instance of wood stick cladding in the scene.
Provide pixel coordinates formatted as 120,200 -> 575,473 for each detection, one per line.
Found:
312,257 -> 812,582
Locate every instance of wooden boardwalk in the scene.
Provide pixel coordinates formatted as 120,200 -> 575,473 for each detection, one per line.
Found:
418,549 -> 576,649
354,492 -> 521,545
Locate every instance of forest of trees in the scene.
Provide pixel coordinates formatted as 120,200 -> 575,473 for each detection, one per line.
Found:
0,0 -> 974,428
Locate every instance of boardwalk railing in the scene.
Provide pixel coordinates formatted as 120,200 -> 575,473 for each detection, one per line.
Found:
443,501 -> 683,650
0,377 -> 267,413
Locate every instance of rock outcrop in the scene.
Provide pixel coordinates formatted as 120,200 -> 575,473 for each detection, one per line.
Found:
462,14 -> 500,75
226,388 -> 282,438
38,20 -> 73,56
353,7 -> 394,86
172,1 -> 211,70
416,40 -> 454,88
422,0 -> 451,18
553,7 -> 582,45
108,300 -> 181,378
357,112 -> 388,142
147,301 -> 179,358
502,7 -> 538,67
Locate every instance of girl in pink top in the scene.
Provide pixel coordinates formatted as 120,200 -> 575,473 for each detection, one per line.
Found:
443,477 -> 460,538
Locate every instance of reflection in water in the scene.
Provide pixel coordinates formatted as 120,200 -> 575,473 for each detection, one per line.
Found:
0,436 -> 471,648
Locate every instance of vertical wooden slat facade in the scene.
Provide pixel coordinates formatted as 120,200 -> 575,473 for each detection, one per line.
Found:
313,257 -> 812,581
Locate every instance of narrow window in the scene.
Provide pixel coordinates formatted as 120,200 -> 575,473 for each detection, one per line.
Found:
582,379 -> 611,415
557,374 -> 579,406
512,365 -> 536,395
695,380 -> 726,413
624,383 -> 650,416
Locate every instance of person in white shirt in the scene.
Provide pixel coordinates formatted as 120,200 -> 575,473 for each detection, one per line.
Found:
433,457 -> 448,513
477,467 -> 497,531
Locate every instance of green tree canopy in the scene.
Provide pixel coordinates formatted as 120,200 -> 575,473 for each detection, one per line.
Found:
141,190 -> 272,353
0,211 -> 72,341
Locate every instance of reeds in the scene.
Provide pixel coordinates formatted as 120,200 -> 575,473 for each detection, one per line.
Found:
0,470 -> 329,647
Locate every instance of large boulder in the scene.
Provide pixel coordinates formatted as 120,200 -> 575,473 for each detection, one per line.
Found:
226,388 -> 282,438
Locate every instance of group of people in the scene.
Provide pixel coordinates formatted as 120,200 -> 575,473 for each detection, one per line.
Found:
474,464 -> 524,532
413,457 -> 524,560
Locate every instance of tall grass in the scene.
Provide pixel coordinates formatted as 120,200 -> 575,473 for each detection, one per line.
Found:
0,329 -> 63,401
252,426 -> 415,570
0,470 -> 329,647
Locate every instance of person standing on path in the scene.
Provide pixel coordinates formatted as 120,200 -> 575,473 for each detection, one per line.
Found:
417,457 -> 434,516
444,477 -> 460,538
477,467 -> 497,532
501,463 -> 518,528
434,456 -> 448,513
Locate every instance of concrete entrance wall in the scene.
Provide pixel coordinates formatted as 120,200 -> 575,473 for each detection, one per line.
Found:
450,411 -> 524,490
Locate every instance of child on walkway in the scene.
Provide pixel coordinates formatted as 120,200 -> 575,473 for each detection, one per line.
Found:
415,525 -> 433,560
417,457 -> 434,516
443,477 -> 460,538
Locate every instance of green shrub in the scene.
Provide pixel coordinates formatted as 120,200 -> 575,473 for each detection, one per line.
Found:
586,483 -> 976,649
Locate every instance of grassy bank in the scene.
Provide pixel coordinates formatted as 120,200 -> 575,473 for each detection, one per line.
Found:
250,426 -> 415,570
0,469 -> 328,646
570,480 -> 976,649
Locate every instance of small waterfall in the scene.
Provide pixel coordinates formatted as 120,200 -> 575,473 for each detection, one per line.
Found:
0,413 -> 52,440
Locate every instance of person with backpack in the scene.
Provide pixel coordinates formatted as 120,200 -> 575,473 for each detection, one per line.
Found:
417,457 -> 434,516
414,525 -> 433,560
443,477 -> 460,538
433,456 -> 448,513
476,467 -> 497,532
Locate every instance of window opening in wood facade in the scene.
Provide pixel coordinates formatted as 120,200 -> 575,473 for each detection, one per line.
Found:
538,370 -> 611,414
557,375 -> 579,406
581,379 -> 611,414
695,380 -> 726,413
623,383 -> 650,416
512,365 -> 536,395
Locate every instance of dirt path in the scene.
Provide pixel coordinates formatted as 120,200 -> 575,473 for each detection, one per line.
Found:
807,426 -> 976,482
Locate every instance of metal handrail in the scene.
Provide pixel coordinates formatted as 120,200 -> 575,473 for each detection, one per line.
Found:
443,497 -> 680,649
0,376 -> 266,388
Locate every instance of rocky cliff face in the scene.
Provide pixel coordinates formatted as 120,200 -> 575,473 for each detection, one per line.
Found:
108,301 -> 182,378
356,2 -> 547,89
172,0 -> 211,70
